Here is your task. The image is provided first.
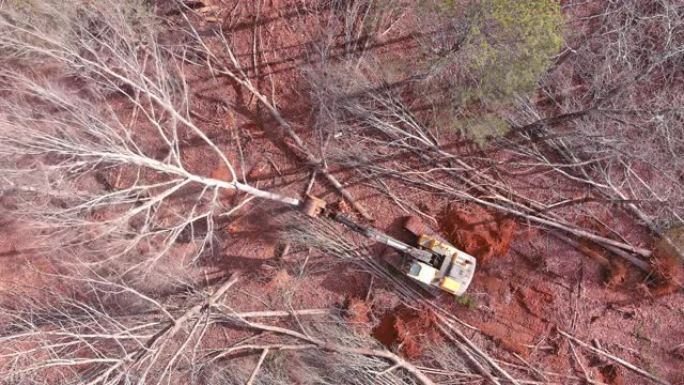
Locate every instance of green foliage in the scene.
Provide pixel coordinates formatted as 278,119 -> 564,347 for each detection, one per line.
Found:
461,0 -> 563,105
455,294 -> 478,310
420,0 -> 563,143
457,113 -> 509,145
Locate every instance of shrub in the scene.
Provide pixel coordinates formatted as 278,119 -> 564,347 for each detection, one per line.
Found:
418,0 -> 563,142
458,113 -> 509,145
460,0 -> 563,106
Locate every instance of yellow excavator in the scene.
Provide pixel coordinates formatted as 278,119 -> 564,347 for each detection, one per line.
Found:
302,195 -> 476,296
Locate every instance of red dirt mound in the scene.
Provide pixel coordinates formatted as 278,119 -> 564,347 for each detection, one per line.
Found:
605,259 -> 628,289
438,204 -> 516,265
344,297 -> 371,325
649,226 -> 684,297
210,160 -> 237,200
265,269 -> 292,291
574,219 -> 635,289
598,364 -> 625,385
372,305 -> 441,359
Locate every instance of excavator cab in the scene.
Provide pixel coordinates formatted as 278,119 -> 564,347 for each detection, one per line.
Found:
407,261 -> 440,286
404,219 -> 477,296
374,217 -> 476,296
403,236 -> 476,296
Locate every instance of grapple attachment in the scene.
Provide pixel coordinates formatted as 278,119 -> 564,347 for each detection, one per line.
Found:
301,194 -> 327,217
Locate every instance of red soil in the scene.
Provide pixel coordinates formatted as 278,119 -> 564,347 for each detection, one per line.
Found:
343,297 -> 372,326
1,1 -> 683,384
372,304 -> 441,359
650,227 -> 684,297
438,204 -> 516,265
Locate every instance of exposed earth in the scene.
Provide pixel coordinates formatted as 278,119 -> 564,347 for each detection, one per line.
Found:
0,1 -> 682,384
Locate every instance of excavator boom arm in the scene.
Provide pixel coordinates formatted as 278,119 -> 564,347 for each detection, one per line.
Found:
329,212 -> 434,263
